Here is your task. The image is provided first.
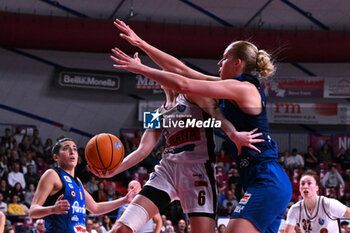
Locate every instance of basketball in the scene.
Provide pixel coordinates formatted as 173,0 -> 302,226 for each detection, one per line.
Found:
85,133 -> 125,173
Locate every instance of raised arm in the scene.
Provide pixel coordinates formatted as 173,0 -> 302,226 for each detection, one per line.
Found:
111,48 -> 261,113
114,19 -> 219,81
89,129 -> 162,178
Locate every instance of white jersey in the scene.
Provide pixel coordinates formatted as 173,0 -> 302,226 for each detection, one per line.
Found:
286,196 -> 346,233
159,94 -> 215,163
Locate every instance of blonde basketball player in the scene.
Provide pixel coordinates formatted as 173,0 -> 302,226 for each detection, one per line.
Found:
284,171 -> 350,233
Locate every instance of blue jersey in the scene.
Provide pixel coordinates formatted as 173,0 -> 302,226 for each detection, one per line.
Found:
220,73 -> 278,190
220,73 -> 292,233
44,168 -> 86,233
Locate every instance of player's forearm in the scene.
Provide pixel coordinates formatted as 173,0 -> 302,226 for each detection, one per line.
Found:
139,41 -> 188,75
92,198 -> 128,215
29,204 -> 55,218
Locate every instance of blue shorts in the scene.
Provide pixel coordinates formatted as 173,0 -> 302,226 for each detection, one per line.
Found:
231,160 -> 292,233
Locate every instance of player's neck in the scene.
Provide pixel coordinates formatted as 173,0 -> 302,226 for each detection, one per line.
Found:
59,165 -> 75,177
304,195 -> 318,213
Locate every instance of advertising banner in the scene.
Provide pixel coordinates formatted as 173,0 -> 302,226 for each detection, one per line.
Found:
324,77 -> 350,98
260,77 -> 324,98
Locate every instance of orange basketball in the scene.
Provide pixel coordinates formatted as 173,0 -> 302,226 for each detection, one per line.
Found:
85,133 -> 125,173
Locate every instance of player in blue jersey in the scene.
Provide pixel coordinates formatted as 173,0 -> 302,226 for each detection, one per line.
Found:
29,137 -> 137,233
110,20 -> 292,233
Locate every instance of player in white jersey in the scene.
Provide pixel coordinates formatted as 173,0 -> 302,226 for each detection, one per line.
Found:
90,54 -> 263,233
284,171 -> 350,233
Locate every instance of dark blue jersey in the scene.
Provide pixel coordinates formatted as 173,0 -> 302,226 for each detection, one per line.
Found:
219,73 -> 278,189
44,168 -> 86,233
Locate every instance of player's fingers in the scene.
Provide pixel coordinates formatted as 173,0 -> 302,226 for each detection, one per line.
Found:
113,64 -> 127,70
251,139 -> 265,143
113,47 -> 129,59
249,145 -> 261,153
57,194 -> 64,201
110,55 -> 127,64
134,52 -> 139,59
251,132 -> 263,138
250,128 -> 258,133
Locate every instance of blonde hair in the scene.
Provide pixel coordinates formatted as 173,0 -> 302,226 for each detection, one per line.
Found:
227,41 -> 275,78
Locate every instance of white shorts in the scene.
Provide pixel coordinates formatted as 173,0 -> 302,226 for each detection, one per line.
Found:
144,159 -> 217,215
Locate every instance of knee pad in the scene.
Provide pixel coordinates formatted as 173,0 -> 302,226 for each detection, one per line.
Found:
118,203 -> 149,233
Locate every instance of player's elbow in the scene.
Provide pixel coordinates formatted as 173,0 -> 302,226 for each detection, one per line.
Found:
172,79 -> 191,94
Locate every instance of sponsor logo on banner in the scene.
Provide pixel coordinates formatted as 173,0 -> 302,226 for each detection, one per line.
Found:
324,77 -> 350,98
135,75 -> 161,89
58,71 -> 120,91
268,103 -> 339,124
260,77 -> 324,98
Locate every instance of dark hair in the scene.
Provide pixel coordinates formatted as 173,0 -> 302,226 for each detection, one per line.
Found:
300,170 -> 319,186
52,137 -> 74,155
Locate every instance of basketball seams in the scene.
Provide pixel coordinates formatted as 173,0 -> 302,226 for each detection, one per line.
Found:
106,134 -> 114,169
95,134 -> 108,171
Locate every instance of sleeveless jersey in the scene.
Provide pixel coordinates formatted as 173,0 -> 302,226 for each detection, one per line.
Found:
219,73 -> 278,189
159,94 -> 215,163
286,196 -> 346,233
44,168 -> 86,233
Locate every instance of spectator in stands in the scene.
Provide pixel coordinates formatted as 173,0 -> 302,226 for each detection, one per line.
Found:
0,193 -> 7,214
43,138 -> 53,159
105,182 -> 119,201
11,182 -> 25,203
29,129 -> 43,146
132,130 -> 142,150
284,149 -> 304,170
24,183 -> 36,207
19,135 -> 34,155
2,128 -> 11,147
177,219 -> 186,233
5,136 -> 16,151
0,179 -> 10,202
100,215 -> 112,233
24,164 -> 39,187
4,225 -> 15,233
319,143 -> 333,163
13,127 -> 24,147
218,224 -> 226,233
304,146 -> 318,171
86,176 -> 99,195
340,190 -> 350,207
165,225 -> 175,233
86,218 -> 97,233
219,202 -> 234,217
93,181 -> 107,202
227,168 -> 242,200
34,219 -> 46,233
32,137 -> 44,157
7,194 -> 26,223
8,162 -> 26,189
336,148 -> 350,170
0,155 -> 8,179
321,164 -> 345,189
93,218 -> 102,233
221,190 -> 238,210
217,148 -> 231,171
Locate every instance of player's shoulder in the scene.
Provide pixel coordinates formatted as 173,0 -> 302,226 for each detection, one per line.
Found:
289,200 -> 303,212
41,168 -> 60,181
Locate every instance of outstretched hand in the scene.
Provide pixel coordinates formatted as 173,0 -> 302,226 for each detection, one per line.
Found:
227,128 -> 265,155
87,165 -> 118,178
124,189 -> 138,203
53,194 -> 70,215
111,48 -> 143,74
114,19 -> 143,47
